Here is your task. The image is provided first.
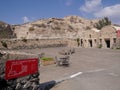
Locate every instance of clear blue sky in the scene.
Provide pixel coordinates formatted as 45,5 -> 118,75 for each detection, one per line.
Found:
0,0 -> 120,24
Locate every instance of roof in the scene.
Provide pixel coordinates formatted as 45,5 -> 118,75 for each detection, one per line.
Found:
91,28 -> 100,32
113,25 -> 120,31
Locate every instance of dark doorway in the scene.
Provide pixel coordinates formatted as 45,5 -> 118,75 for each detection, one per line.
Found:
105,39 -> 110,48
89,40 -> 92,47
81,39 -> 83,47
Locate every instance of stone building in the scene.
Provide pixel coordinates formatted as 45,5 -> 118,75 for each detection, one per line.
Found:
79,28 -> 99,48
99,26 -> 116,48
78,25 -> 120,49
97,25 -> 120,49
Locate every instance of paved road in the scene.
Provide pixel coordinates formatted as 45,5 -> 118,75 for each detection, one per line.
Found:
19,47 -> 120,90
52,64 -> 120,90
51,48 -> 120,90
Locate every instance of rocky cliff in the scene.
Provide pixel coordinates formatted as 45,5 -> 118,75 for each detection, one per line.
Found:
14,16 -> 99,39
0,21 -> 15,39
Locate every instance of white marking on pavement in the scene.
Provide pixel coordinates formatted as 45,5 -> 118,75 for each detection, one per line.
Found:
70,72 -> 83,78
109,73 -> 119,77
56,69 -> 106,84
56,72 -> 83,83
87,69 -> 105,73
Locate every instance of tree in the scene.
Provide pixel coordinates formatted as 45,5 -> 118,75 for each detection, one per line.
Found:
94,17 -> 111,30
104,17 -> 111,25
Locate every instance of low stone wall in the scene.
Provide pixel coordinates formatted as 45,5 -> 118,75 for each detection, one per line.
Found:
0,38 -> 73,50
0,52 -> 40,90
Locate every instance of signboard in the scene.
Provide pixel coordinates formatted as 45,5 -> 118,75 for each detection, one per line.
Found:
117,30 -> 120,37
5,58 -> 38,80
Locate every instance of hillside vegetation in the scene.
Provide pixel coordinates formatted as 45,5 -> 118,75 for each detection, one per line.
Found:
0,16 -> 112,39
14,16 -> 100,39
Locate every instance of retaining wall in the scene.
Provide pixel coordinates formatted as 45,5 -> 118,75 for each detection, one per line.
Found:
0,38 -> 77,50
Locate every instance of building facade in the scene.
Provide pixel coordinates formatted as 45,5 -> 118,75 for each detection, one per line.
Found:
78,25 -> 120,49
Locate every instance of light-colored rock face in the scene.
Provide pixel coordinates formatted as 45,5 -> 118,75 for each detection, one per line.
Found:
13,16 -> 120,49
14,16 -> 98,39
84,30 -> 99,39
100,25 -> 117,39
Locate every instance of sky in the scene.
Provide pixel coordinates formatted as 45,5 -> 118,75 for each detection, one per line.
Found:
0,0 -> 120,24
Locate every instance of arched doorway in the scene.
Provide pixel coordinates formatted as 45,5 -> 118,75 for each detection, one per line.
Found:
105,39 -> 110,48
89,40 -> 92,47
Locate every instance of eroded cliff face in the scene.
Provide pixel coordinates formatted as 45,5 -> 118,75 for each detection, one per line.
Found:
14,16 -> 98,39
0,21 -> 15,39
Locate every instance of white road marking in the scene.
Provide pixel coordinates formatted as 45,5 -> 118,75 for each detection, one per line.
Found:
109,73 -> 119,77
56,72 -> 83,84
86,69 -> 105,73
56,69 -> 106,84
70,72 -> 83,78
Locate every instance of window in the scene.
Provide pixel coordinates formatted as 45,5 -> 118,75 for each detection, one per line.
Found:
89,34 -> 91,38
94,39 -> 96,43
100,39 -> 102,44
113,38 -> 116,43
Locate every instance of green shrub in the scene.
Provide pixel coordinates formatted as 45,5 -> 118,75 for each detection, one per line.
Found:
29,27 -> 35,31
116,47 -> 120,50
41,57 -> 53,61
68,25 -> 73,30
0,52 -> 3,57
22,38 -> 27,43
86,26 -> 91,30
54,26 -> 61,30
1,41 -> 8,48
98,44 -> 102,48
36,38 -> 39,41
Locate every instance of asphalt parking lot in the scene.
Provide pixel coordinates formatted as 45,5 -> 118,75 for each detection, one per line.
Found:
21,47 -> 120,90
